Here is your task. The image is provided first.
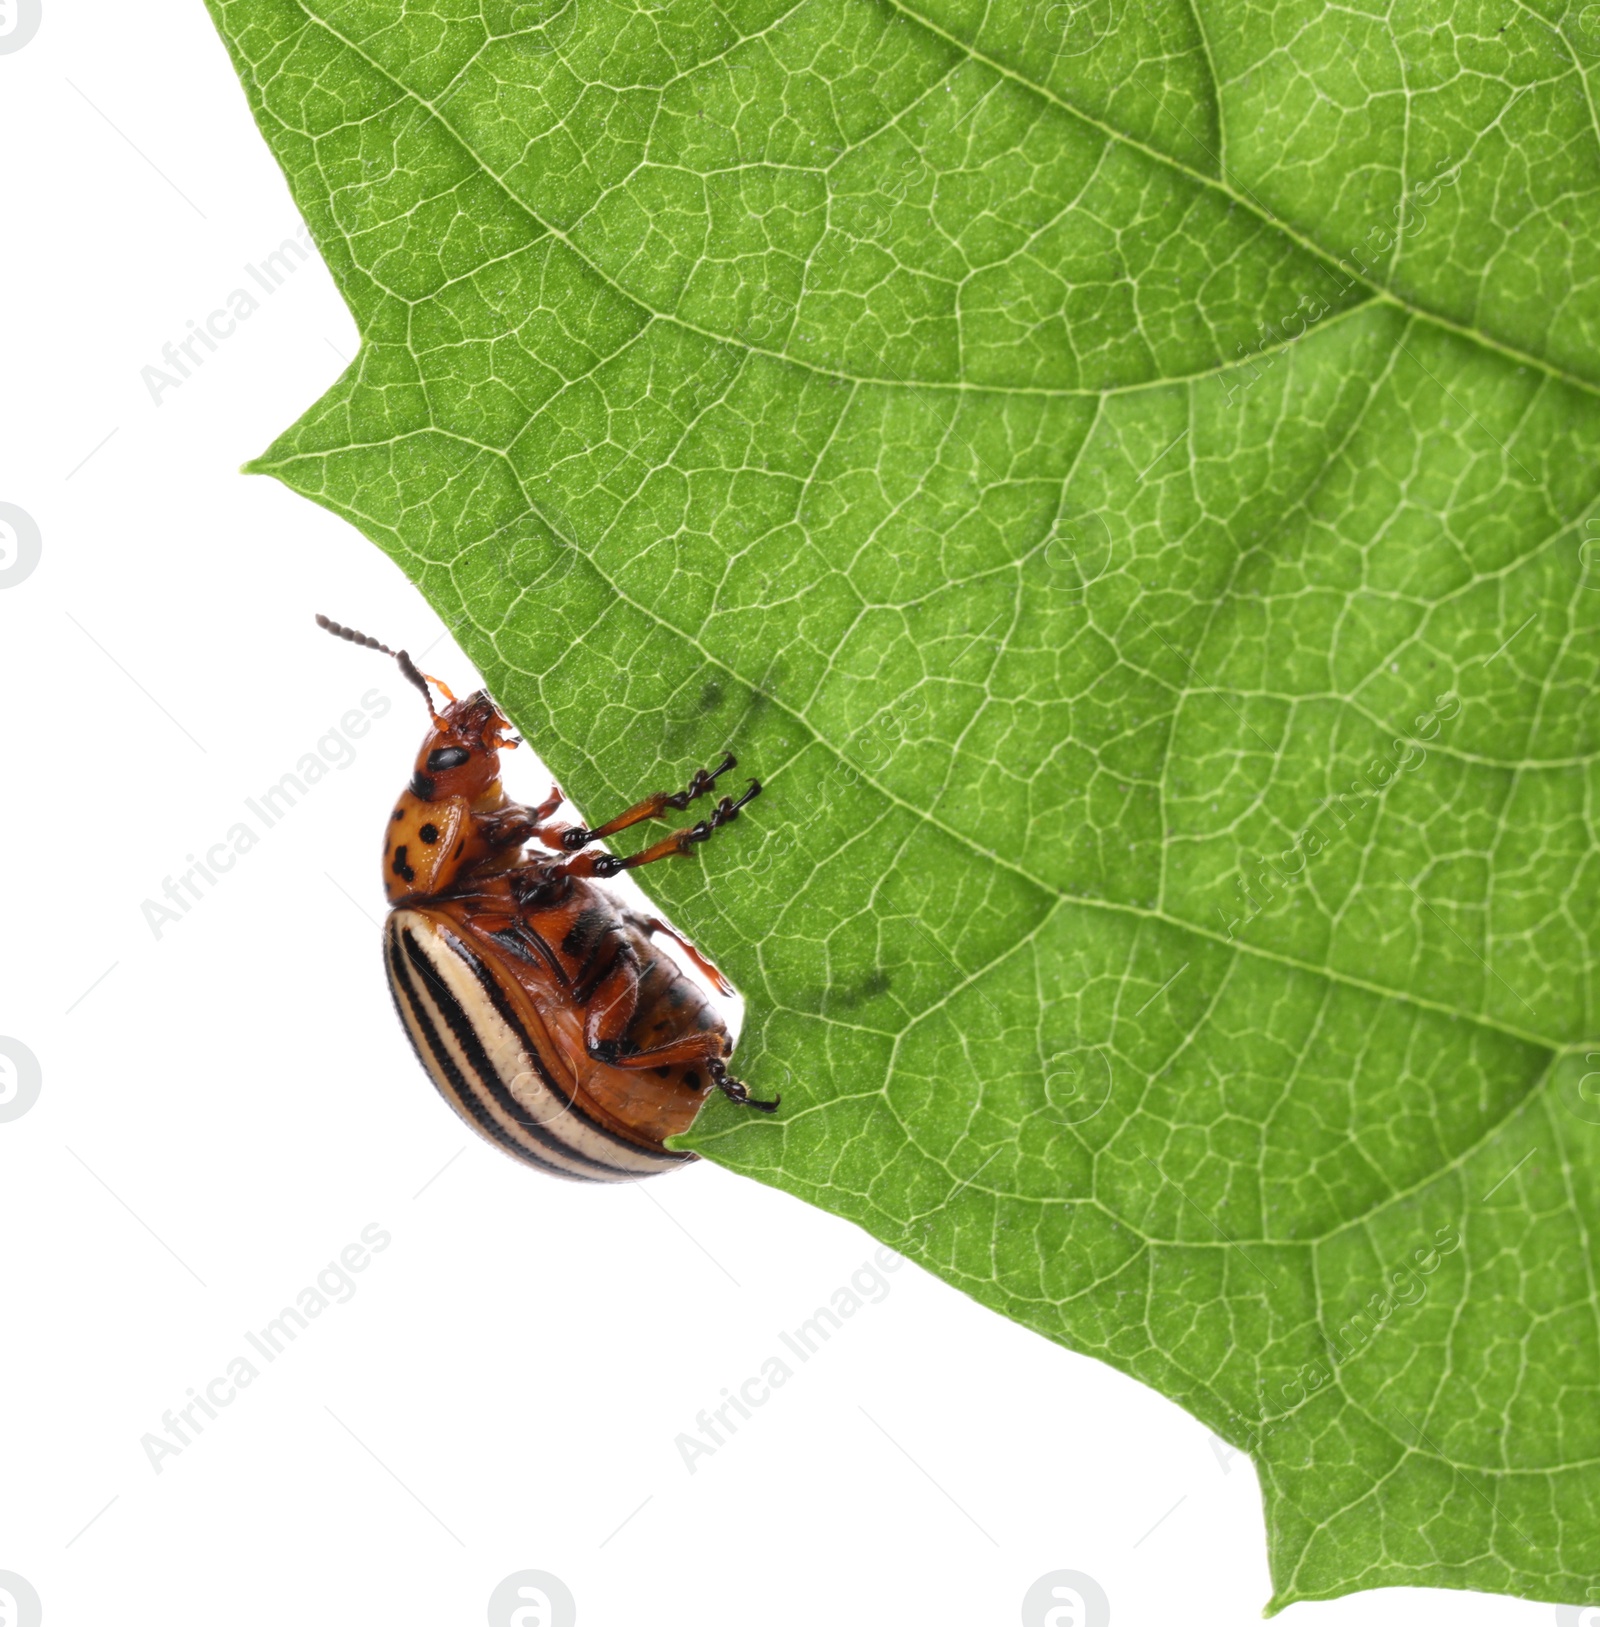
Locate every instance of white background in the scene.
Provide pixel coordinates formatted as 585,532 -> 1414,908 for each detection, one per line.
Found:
0,5 -> 1577,1625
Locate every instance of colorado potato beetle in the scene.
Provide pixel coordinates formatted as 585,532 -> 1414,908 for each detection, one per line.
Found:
318,614 -> 776,1182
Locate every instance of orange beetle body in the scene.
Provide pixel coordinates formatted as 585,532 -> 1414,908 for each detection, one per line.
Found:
319,615 -> 774,1182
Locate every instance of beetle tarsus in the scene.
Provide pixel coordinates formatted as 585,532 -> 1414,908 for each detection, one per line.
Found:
666,752 -> 738,811
564,781 -> 761,878
558,753 -> 741,851
708,1057 -> 779,1113
668,780 -> 762,856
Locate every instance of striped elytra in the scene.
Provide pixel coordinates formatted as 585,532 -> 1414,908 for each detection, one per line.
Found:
385,908 -> 691,1181
317,613 -> 778,1183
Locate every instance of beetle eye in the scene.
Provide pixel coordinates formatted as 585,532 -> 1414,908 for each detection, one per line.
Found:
426,746 -> 472,772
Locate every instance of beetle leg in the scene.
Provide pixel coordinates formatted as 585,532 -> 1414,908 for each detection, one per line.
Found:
478,786 -> 566,852
707,1057 -> 780,1113
564,781 -> 761,879
554,754 -> 739,852
579,944 -> 706,1066
628,914 -> 735,996
579,953 -> 779,1112
476,807 -> 538,849
589,1026 -> 779,1110
593,1031 -> 727,1070
578,937 -> 642,1033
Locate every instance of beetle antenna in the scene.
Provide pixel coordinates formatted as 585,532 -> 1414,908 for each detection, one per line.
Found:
315,613 -> 395,655
396,649 -> 443,723
316,613 -> 441,722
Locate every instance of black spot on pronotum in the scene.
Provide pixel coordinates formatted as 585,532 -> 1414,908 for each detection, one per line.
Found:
392,847 -> 416,884
426,746 -> 471,773
410,772 -> 436,799
419,823 -> 440,844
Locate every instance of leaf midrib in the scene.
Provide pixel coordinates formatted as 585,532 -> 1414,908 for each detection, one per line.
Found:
286,0 -> 1600,406
888,0 -> 1600,402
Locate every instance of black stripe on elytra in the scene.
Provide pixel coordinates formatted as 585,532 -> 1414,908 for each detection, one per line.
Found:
387,931 -> 583,1181
395,927 -> 615,1179
437,925 -> 687,1167
400,928 -> 642,1178
384,928 -> 585,1181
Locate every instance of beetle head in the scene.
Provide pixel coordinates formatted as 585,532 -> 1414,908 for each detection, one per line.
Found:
409,689 -> 516,803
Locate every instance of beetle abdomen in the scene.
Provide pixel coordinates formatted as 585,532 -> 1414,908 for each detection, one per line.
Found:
384,908 -> 692,1182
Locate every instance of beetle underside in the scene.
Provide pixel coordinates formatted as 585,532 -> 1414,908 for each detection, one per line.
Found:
320,613 -> 773,1180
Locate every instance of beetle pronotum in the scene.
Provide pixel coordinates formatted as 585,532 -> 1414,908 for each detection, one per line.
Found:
318,614 -> 776,1182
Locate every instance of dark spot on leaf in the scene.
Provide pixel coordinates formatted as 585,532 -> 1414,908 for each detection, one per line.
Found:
830,968 -> 892,1010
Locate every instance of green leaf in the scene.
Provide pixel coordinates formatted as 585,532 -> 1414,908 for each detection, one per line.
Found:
205,0 -> 1600,1606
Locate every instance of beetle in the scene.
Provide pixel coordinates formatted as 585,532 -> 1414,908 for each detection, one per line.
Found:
317,614 -> 777,1182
